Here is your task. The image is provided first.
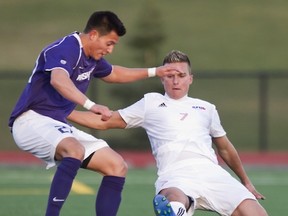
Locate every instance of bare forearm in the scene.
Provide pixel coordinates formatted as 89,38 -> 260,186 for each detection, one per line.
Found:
102,65 -> 179,83
101,66 -> 150,83
219,148 -> 250,184
68,110 -> 127,130
51,69 -> 88,106
215,137 -> 265,199
214,136 -> 250,184
217,141 -> 251,185
68,111 -> 106,129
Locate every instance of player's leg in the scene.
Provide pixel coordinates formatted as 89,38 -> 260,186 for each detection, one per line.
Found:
231,199 -> 268,216
12,111 -> 84,216
84,147 -> 128,216
85,146 -> 127,176
45,137 -> 84,216
196,162 -> 268,216
154,187 -> 191,216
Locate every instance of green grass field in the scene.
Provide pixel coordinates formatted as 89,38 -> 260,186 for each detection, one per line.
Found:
0,165 -> 286,215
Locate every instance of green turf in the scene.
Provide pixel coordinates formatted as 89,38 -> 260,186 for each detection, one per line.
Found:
0,165 -> 285,215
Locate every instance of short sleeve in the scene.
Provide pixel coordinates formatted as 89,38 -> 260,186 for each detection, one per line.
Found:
209,106 -> 226,138
118,98 -> 145,128
93,58 -> 113,78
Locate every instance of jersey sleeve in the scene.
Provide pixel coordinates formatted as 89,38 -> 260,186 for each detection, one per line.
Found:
118,98 -> 145,128
209,106 -> 226,138
43,37 -> 79,75
93,58 -> 113,78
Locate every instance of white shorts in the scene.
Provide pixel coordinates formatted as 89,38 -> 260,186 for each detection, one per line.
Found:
12,110 -> 108,169
155,159 -> 256,216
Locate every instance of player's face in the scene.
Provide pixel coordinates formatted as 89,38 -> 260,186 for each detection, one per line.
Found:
161,62 -> 193,100
87,30 -> 119,60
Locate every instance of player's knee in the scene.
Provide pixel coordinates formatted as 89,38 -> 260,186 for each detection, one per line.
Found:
68,145 -> 85,161
161,187 -> 189,208
255,205 -> 268,216
232,199 -> 268,216
110,158 -> 128,177
56,138 -> 85,161
104,150 -> 128,176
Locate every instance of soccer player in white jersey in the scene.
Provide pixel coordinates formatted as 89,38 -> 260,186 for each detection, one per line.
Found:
8,11 -> 178,216
68,50 -> 268,216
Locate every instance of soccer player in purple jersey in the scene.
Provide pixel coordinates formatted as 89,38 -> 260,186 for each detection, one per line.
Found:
68,50 -> 268,216
8,11 -> 178,216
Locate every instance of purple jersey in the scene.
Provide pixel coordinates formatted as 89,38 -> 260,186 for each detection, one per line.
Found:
9,32 -> 112,127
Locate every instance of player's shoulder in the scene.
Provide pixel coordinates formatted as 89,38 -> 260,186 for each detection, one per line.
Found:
44,32 -> 80,55
142,93 -> 165,106
143,92 -> 164,100
61,32 -> 80,49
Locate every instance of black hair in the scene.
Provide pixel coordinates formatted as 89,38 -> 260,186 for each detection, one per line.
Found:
83,11 -> 126,36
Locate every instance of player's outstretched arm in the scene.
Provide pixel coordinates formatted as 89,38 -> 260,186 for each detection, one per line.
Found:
67,110 -> 126,130
101,65 -> 179,83
213,136 -> 266,200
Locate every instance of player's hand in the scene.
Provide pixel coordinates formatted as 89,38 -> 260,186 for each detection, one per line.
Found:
155,65 -> 181,77
89,104 -> 113,121
245,182 -> 266,200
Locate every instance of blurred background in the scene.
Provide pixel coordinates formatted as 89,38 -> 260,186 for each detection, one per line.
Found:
1,1 -> 288,215
1,0 -> 287,152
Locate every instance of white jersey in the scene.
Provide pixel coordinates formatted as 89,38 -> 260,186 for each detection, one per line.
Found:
119,93 -> 256,215
119,93 -> 226,176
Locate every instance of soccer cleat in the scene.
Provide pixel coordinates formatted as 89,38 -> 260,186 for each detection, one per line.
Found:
153,194 -> 176,216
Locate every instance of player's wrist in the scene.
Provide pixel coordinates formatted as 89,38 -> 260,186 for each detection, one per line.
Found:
83,99 -> 95,110
148,67 -> 156,77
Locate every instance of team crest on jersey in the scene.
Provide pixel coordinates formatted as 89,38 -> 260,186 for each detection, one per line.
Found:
60,59 -> 67,65
76,69 -> 93,81
192,105 -> 206,110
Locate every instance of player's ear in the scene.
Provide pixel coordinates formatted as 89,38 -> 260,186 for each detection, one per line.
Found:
89,29 -> 99,40
189,74 -> 193,84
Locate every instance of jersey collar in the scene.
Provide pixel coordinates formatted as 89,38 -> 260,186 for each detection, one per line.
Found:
164,93 -> 189,102
72,31 -> 83,49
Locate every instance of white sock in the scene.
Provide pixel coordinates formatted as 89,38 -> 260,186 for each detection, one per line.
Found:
170,201 -> 188,216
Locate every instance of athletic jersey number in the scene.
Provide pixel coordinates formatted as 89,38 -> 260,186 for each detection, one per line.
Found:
55,126 -> 73,134
180,113 -> 188,121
